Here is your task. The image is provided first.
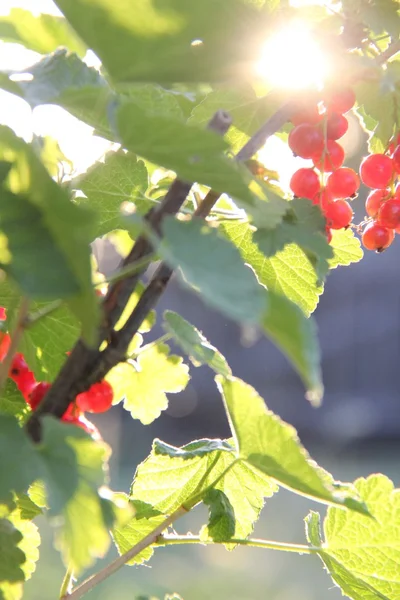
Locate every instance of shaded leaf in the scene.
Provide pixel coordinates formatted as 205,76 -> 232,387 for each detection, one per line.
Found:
159,218 -> 266,323
200,489 -> 235,543
72,151 -> 150,240
106,343 -> 190,425
217,376 -> 367,513
163,310 -> 231,376
262,291 -> 323,402
189,86 -> 282,153
53,0 -> 274,83
0,126 -> 98,343
0,520 -> 24,582
0,416 -> 42,504
38,417 -> 126,573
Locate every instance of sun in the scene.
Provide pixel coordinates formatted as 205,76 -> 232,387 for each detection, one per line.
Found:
255,23 -> 330,89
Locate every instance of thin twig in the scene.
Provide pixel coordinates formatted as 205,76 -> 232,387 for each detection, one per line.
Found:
0,297 -> 30,391
374,39 -> 400,66
63,507 -> 188,600
59,566 -> 74,598
156,534 -> 320,554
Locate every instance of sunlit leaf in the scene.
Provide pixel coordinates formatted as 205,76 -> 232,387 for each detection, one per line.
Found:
106,343 -> 190,424
221,220 -> 322,316
0,8 -> 86,55
307,474 -> 400,600
217,376 -> 367,513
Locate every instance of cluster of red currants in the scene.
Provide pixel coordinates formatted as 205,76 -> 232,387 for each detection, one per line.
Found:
289,86 -> 358,243
0,307 -> 114,437
360,139 -> 400,252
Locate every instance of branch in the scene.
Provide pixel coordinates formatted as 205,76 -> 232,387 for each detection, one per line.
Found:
63,507 -> 188,600
26,110 -> 232,442
156,534 -> 320,554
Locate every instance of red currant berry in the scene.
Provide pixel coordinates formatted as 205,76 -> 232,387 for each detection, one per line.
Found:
326,113 -> 349,140
288,124 -> 324,159
291,106 -> 322,126
395,183 -> 400,199
377,199 -> 400,229
312,140 -> 345,172
362,222 -> 394,252
326,167 -> 360,198
0,332 -> 10,362
76,380 -> 114,413
312,188 -> 333,212
325,199 -> 353,229
0,307 -> 6,321
326,86 -> 356,114
393,146 -> 400,175
290,168 -> 320,199
9,353 -> 29,379
19,371 -> 37,400
360,154 -> 393,189
365,189 -> 391,218
29,382 -> 51,411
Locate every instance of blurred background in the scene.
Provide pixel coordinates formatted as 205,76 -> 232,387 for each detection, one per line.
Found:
0,0 -> 399,599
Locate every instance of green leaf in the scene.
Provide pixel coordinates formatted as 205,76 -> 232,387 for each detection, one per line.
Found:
189,86 -> 283,153
221,220 -> 322,316
253,198 -> 334,285
200,489 -> 235,543
116,100 -> 265,209
355,81 -> 397,152
0,9 -> 86,55
15,494 -> 42,522
0,126 -> 98,342
7,513 -> 40,583
159,218 -> 266,323
38,417 -> 122,573
262,290 -> 323,402
0,520 -> 25,582
217,376 -> 367,513
124,438 -> 276,546
0,380 -> 29,423
0,416 -> 42,504
72,151 -> 150,240
53,0 -> 273,83
329,227 -> 364,269
31,135 -> 72,179
310,474 -> 400,600
0,280 -> 79,381
0,51 -> 113,141
162,310 -> 231,376
112,500 -> 166,565
106,343 -> 190,425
